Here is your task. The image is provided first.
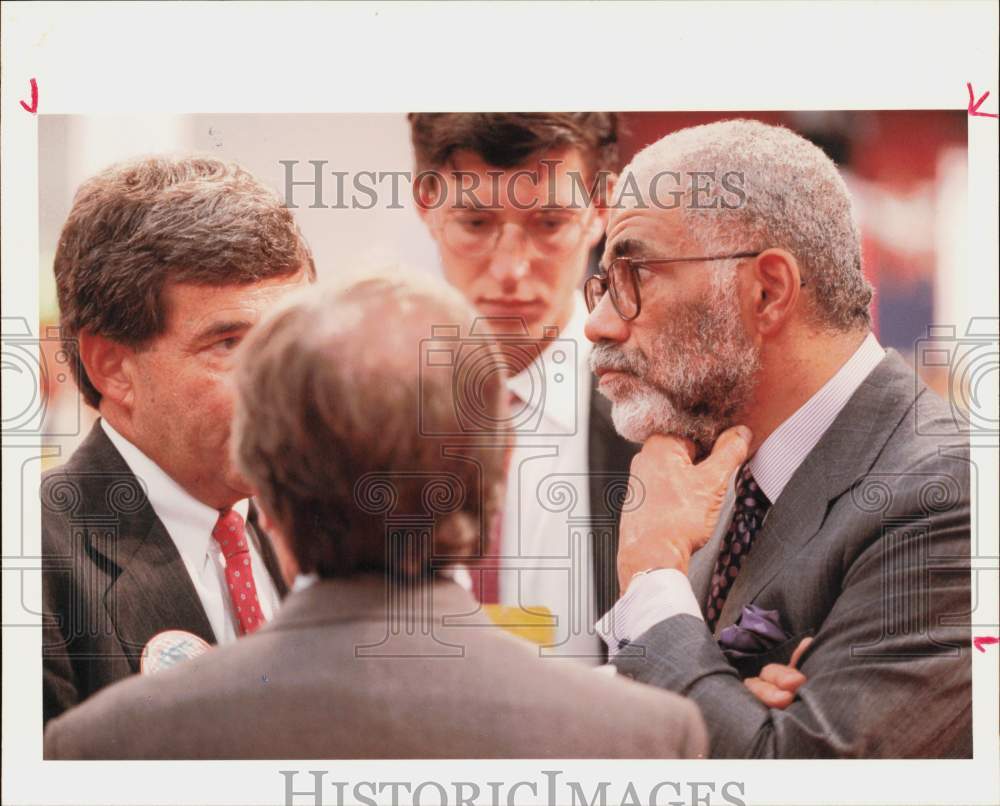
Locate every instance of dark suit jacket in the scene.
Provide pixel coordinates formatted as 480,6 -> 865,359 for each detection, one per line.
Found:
44,576 -> 707,759
41,420 -> 287,725
613,351 -> 973,758
587,379 -> 640,618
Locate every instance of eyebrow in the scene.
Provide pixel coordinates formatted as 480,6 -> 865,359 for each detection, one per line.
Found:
601,237 -> 647,269
610,238 -> 647,259
448,203 -> 498,215
194,319 -> 255,344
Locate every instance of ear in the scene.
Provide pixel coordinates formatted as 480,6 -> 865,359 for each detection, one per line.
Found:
77,331 -> 137,409
413,170 -> 446,221
584,172 -> 617,246
745,248 -> 804,337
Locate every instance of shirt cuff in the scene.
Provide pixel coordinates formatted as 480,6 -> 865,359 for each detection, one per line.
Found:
595,568 -> 704,656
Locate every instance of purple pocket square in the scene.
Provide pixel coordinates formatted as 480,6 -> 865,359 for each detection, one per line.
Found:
717,604 -> 790,661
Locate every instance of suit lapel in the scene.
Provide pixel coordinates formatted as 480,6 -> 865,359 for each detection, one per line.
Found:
102,502 -> 285,669
715,351 -> 919,631
247,502 -> 289,598
587,379 -> 640,617
102,518 -> 217,670
689,478 -> 736,610
73,423 -> 217,670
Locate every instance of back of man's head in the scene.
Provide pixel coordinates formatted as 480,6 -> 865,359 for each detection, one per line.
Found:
232,271 -> 507,580
54,155 -> 317,408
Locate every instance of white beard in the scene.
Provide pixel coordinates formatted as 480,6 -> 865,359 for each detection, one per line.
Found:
591,270 -> 760,456
609,387 -> 667,445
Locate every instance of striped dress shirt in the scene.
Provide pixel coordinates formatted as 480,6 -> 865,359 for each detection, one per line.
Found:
597,332 -> 886,653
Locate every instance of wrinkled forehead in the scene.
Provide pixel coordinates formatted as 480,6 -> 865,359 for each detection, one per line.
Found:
603,200 -> 696,264
161,268 -> 311,334
433,147 -> 597,210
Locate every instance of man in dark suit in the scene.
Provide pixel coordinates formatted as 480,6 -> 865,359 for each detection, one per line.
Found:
43,272 -> 708,760
409,113 -> 637,661
583,119 -> 972,756
42,156 -> 315,724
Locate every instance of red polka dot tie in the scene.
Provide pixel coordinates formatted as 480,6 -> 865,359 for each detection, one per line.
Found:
705,464 -> 770,631
211,509 -> 266,636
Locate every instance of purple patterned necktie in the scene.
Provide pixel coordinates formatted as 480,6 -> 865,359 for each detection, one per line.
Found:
705,463 -> 771,631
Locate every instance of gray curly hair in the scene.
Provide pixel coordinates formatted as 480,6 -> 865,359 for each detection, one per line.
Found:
623,119 -> 873,331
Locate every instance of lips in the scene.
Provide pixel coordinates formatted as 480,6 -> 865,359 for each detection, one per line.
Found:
477,299 -> 546,320
593,366 -> 641,398
593,362 -> 635,378
596,368 -> 628,385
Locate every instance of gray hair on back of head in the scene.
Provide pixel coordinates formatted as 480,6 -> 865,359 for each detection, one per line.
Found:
231,268 -> 508,580
625,119 -> 873,331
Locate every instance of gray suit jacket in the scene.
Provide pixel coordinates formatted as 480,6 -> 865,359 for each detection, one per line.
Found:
613,350 -> 972,758
41,421 -> 287,725
44,575 -> 707,759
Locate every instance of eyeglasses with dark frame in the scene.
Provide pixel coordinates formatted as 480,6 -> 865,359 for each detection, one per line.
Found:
584,252 -> 762,321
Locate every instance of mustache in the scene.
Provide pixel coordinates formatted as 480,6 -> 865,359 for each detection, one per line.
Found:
589,342 -> 649,376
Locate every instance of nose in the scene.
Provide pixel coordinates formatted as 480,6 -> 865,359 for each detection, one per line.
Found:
584,291 -> 630,345
487,223 -> 530,290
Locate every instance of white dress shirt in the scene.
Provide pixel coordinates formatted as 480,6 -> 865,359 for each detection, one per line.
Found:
101,419 -> 281,644
597,332 -> 886,653
484,296 -> 603,662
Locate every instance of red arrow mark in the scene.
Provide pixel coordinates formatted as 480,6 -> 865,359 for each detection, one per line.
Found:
973,636 -> 999,652
19,78 -> 38,114
967,83 -> 999,119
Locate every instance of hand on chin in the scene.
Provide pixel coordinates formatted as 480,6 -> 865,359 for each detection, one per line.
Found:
617,426 -> 752,590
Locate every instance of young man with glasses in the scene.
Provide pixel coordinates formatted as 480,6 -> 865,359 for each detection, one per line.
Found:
408,113 -> 634,662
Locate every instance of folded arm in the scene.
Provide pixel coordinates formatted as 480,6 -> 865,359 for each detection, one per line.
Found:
613,500 -> 972,758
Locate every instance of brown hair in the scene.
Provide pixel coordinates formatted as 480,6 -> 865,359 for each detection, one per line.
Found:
53,155 -> 316,407
232,273 -> 507,581
408,112 -> 620,177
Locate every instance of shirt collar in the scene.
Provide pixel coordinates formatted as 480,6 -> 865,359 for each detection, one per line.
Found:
100,419 -> 249,564
748,331 -> 885,504
506,294 -> 591,434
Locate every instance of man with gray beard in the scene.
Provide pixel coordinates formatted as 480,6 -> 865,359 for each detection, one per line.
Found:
583,119 -> 971,758
589,268 -> 759,454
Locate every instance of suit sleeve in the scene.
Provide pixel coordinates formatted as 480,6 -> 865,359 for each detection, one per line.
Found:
42,716 -> 66,759
42,520 -> 80,726
613,459 -> 972,758
43,625 -> 80,725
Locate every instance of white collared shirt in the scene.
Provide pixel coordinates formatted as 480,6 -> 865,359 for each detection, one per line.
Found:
494,295 -> 603,663
101,419 -> 281,644
597,332 -> 886,653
